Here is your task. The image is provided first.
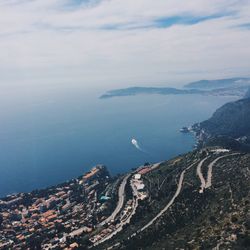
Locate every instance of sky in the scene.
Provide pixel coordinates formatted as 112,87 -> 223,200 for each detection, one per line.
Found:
0,0 -> 250,90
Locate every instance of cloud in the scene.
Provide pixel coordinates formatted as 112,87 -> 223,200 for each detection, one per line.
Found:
237,22 -> 250,29
154,13 -> 233,28
0,0 -> 250,89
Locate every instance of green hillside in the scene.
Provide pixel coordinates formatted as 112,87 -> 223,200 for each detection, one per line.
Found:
95,149 -> 250,250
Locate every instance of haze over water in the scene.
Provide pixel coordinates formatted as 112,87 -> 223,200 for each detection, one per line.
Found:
0,84 -> 237,197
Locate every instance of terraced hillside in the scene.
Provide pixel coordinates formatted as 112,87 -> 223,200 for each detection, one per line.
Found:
95,148 -> 250,250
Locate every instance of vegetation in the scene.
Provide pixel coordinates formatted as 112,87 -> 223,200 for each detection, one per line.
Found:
97,151 -> 249,250
184,77 -> 250,90
193,98 -> 250,151
245,87 -> 250,98
200,98 -> 250,138
100,78 -> 250,99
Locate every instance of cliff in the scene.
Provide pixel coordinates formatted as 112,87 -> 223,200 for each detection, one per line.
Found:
245,87 -> 250,98
193,98 -> 250,150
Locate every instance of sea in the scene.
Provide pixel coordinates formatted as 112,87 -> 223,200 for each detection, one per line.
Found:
0,84 -> 238,197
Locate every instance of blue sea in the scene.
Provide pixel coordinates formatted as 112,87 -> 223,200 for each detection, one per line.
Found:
0,85 -> 238,197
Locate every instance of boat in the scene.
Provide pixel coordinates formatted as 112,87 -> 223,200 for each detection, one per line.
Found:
180,127 -> 190,133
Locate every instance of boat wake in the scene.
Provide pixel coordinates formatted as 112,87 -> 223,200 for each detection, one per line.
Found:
131,138 -> 147,153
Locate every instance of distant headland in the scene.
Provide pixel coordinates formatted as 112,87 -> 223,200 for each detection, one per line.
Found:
100,77 -> 250,99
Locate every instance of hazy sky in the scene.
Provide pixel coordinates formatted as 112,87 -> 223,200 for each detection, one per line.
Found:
0,0 -> 250,89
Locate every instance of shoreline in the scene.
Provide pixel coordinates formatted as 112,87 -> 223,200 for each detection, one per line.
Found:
0,133 -> 197,199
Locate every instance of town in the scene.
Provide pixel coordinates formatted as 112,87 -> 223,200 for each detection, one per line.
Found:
0,165 -> 114,249
0,148 -> 249,250
0,163 -> 153,249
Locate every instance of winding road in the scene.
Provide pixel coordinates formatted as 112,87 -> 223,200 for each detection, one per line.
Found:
100,173 -> 131,226
196,157 -> 209,193
205,153 -> 240,188
134,153 -> 239,235
94,175 -> 138,246
196,153 -> 241,192
92,152 -> 242,249
139,161 -> 198,232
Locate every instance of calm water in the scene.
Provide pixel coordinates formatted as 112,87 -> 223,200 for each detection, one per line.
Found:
0,85 -> 238,197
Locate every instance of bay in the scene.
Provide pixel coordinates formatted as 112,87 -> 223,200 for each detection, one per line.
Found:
0,85 -> 237,197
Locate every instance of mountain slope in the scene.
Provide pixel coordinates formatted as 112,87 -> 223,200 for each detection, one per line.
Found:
245,87 -> 250,98
200,98 -> 250,138
95,149 -> 250,250
99,87 -> 203,99
100,78 -> 250,99
143,153 -> 250,250
193,98 -> 250,150
184,77 -> 250,90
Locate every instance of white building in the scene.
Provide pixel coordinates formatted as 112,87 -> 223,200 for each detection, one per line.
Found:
134,174 -> 141,180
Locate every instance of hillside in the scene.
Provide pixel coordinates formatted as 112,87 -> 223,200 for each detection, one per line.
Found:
200,98 -> 250,138
95,149 -> 250,250
100,87 -> 203,99
1,147 -> 248,250
193,98 -> 250,150
100,78 -> 250,99
245,87 -> 250,98
1,97 -> 250,250
184,77 -> 250,90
